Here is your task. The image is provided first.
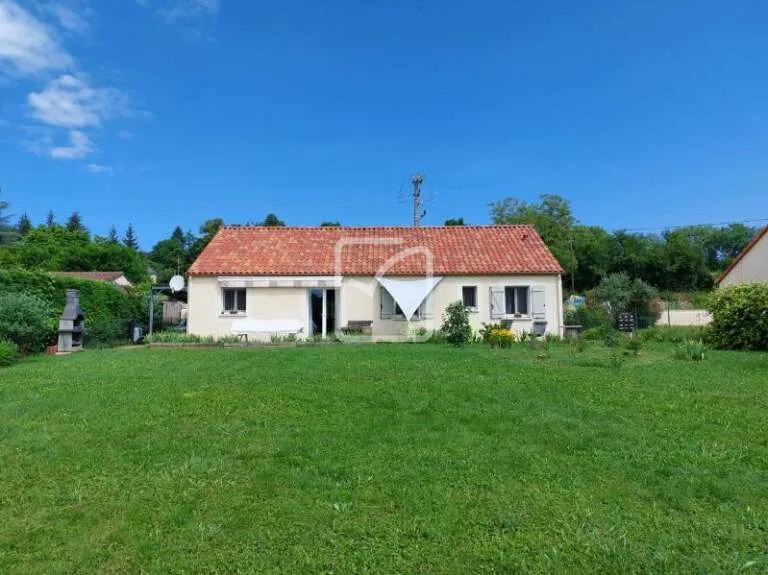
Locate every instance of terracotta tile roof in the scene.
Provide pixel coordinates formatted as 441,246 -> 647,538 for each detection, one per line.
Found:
50,271 -> 127,282
187,226 -> 564,276
715,225 -> 768,285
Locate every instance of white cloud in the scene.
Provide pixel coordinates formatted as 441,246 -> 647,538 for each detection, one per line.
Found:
85,163 -> 112,174
0,0 -> 73,75
158,0 -> 220,22
43,2 -> 90,35
49,129 -> 93,159
28,74 -> 129,128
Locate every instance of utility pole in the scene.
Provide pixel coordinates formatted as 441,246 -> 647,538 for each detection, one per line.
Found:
411,173 -> 424,227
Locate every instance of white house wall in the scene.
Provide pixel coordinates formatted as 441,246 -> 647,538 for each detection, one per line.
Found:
719,233 -> 768,286
188,274 -> 563,338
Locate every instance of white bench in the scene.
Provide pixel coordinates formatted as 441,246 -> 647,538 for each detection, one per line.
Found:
230,318 -> 305,341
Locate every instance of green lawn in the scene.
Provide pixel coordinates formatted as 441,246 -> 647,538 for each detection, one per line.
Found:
1,344 -> 766,573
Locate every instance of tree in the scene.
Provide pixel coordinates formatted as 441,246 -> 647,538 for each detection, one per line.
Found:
262,213 -> 285,227
0,189 -> 17,245
320,221 -> 341,227
17,214 -> 32,237
0,188 -> 11,227
490,193 -> 575,278
107,225 -> 119,244
66,211 -> 86,233
188,218 -> 224,262
46,210 -> 56,229
444,218 -> 465,226
123,224 -> 139,250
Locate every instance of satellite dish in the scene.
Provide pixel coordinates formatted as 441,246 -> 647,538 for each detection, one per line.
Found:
169,275 -> 185,293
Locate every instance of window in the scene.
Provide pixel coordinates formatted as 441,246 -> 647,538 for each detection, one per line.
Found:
462,286 -> 478,308
222,288 -> 246,313
381,287 -> 431,320
504,286 -> 529,315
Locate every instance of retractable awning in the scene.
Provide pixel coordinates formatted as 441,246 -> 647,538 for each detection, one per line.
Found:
377,276 -> 443,319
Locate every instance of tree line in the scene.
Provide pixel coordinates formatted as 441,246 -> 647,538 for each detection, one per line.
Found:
0,190 -> 758,293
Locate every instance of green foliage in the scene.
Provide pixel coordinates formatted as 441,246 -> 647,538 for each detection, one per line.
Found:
440,301 -> 472,346
0,269 -> 149,347
0,339 -> 20,367
262,213 -> 285,227
673,339 -> 708,361
123,223 -> 139,250
638,326 -> 709,344
595,272 -> 660,328
319,221 -> 341,227
709,283 -> 768,350
17,213 -> 32,237
66,211 -> 85,233
0,292 -> 55,353
444,218 -> 465,226
623,336 -> 644,356
487,327 -> 514,349
564,303 -> 613,329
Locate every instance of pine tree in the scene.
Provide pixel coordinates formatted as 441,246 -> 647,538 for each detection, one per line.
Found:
123,224 -> 139,250
107,225 -> 119,244
17,213 -> 32,236
0,188 -> 11,228
46,209 -> 56,229
66,211 -> 85,233
262,213 -> 285,227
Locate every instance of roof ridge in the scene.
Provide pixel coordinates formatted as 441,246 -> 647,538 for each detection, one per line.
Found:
221,224 -> 536,230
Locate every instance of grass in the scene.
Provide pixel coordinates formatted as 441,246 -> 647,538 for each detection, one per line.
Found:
1,343 -> 767,573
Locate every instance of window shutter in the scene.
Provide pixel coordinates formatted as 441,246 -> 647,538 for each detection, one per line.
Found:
490,287 -> 505,319
531,286 -> 546,319
421,292 -> 433,319
380,287 -> 393,319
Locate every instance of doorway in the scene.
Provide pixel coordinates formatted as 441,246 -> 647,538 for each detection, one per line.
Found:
309,288 -> 336,337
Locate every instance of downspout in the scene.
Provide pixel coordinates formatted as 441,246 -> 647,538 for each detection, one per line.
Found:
557,274 -> 564,336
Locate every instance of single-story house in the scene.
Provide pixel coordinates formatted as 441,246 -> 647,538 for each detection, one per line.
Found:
186,225 -> 565,340
49,271 -> 133,287
715,225 -> 768,287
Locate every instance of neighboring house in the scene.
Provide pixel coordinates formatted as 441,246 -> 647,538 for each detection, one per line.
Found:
186,225 -> 565,340
715,225 -> 768,287
50,271 -> 133,287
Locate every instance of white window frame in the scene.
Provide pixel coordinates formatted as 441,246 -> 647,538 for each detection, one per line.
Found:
461,285 -> 478,311
222,287 -> 247,315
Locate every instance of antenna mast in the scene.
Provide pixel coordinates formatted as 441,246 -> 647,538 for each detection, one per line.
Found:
412,173 -> 424,227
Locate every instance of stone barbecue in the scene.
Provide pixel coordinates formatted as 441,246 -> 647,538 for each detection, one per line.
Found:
58,289 -> 84,353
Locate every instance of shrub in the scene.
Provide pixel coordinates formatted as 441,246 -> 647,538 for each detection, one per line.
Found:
709,283 -> 768,350
623,336 -> 644,356
0,339 -> 19,367
595,272 -> 661,328
638,326 -> 709,344
83,319 -> 130,348
0,292 -> 56,353
440,301 -> 472,346
487,328 -> 514,349
673,339 -> 707,361
564,304 -> 613,330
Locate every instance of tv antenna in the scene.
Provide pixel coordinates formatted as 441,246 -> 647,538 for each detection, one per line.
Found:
397,172 -> 435,226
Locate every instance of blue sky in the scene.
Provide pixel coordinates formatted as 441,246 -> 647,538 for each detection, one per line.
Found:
1,0 -> 767,248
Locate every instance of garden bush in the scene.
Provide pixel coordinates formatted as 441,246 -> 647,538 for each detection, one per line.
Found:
0,339 -> 19,367
708,283 -> 768,350
673,339 -> 708,361
0,292 -> 56,353
0,268 -> 152,349
595,272 -> 661,328
440,301 -> 472,346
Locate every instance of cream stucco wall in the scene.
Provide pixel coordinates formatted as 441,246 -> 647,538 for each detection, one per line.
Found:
718,232 -> 768,287
189,274 -> 563,339
187,276 -> 308,338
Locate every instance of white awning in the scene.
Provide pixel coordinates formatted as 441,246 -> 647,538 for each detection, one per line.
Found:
377,276 -> 443,320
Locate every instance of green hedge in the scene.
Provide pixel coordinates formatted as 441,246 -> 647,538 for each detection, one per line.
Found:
0,268 -> 152,348
709,283 -> 768,350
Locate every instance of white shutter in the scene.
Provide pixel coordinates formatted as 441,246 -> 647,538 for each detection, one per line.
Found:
420,292 -> 433,319
490,287 -> 505,319
380,287 -> 394,319
531,286 -> 546,319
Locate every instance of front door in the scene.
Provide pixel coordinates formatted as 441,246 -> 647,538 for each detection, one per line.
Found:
309,289 -> 336,337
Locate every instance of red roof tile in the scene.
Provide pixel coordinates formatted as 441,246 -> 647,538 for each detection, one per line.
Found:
188,226 -> 564,276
